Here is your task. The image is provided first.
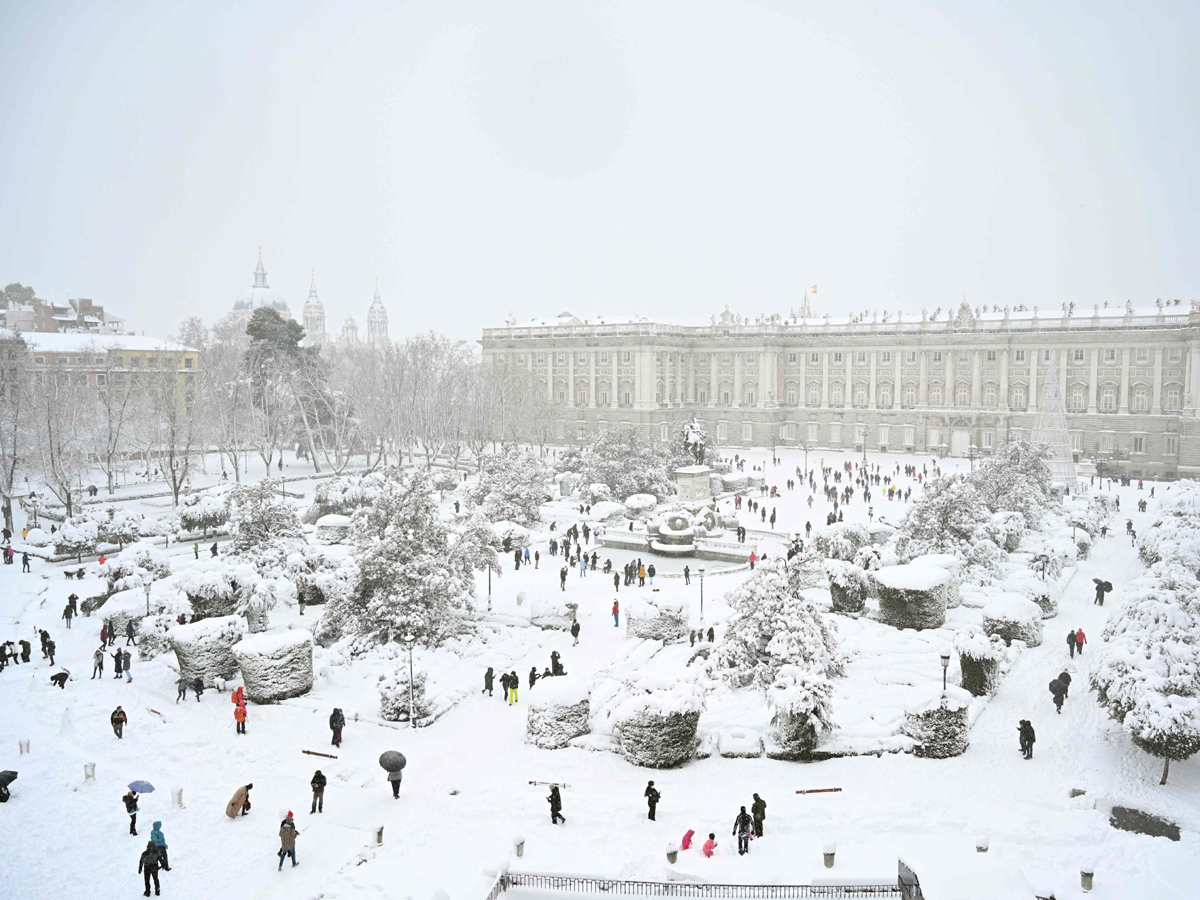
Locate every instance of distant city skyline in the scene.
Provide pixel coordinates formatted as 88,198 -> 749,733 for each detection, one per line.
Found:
1,1 -> 1197,342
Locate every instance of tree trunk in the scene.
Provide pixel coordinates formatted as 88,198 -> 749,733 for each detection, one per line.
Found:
1161,755 -> 1170,785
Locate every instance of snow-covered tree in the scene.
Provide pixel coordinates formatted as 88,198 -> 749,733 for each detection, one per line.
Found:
968,440 -> 1055,525
463,445 -> 551,526
178,488 -> 231,537
1091,563 -> 1200,784
54,517 -> 98,562
577,424 -> 677,502
104,541 -> 172,594
431,470 -> 459,501
768,664 -> 836,755
715,558 -> 842,691
318,469 -> 494,647
895,475 -> 987,560
95,507 -> 142,550
228,480 -> 304,555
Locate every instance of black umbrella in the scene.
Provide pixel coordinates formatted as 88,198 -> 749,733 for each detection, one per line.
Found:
0,771 -> 16,788
379,751 -> 407,772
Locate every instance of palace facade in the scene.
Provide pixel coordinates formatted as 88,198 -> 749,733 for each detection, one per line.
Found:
480,300 -> 1200,478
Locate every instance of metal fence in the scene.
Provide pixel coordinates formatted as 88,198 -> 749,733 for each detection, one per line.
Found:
500,873 -> 904,899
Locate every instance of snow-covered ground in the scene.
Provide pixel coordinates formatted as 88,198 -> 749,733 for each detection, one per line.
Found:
2,449 -> 1197,900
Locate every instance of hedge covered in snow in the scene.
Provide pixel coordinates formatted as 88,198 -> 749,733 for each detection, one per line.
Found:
174,561 -> 244,621
168,615 -> 245,686
825,560 -> 869,614
526,675 -> 590,749
624,494 -> 658,518
954,630 -> 1007,696
903,686 -> 972,758
135,614 -> 177,662
874,564 -> 950,631
626,599 -> 688,643
909,554 -> 962,609
232,630 -> 314,703
812,523 -> 872,561
612,684 -> 704,768
982,593 -> 1043,647
529,599 -> 578,632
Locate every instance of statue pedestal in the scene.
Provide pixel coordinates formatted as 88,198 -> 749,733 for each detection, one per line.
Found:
675,465 -> 714,504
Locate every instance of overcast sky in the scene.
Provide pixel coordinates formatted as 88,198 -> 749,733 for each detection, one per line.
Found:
1,1 -> 1197,342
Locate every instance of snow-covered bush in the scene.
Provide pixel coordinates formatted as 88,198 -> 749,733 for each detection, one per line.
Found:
583,482 -> 612,504
95,507 -> 142,549
578,423 -> 678,502
54,517 -> 98,561
178,489 -> 231,537
104,541 -> 172,594
910,554 -> 963,608
1001,569 -> 1059,619
378,666 -> 430,722
1124,693 -> 1200,786
232,631 -> 314,703
1027,551 -> 1065,582
768,665 -> 836,758
903,686 -> 972,758
287,547 -> 357,607
174,558 -> 244,621
490,521 -> 530,550
463,446 -> 552,526
529,599 -> 578,632
139,513 -> 180,541
310,467 -> 404,518
895,475 -> 988,561
812,523 -> 871,561
228,480 -> 304,555
852,545 -> 882,571
612,683 -> 704,768
22,527 -> 52,547
825,559 -> 870,614
168,615 -> 245,686
526,675 -> 590,749
135,614 -> 176,662
874,564 -> 951,631
984,511 -> 1027,553
954,630 -> 1007,696
624,494 -> 658,518
716,559 -> 842,690
627,599 -> 688,643
314,514 -> 351,545
431,470 -> 460,499
1135,483 -> 1200,573
982,593 -> 1043,647
236,573 -> 294,633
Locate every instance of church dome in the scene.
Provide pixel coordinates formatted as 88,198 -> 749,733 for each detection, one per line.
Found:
235,249 -> 290,316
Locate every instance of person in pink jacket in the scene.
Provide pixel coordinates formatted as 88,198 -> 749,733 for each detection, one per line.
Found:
702,833 -> 717,857
681,829 -> 695,851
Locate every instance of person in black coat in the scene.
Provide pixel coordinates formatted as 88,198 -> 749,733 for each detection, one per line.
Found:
310,769 -> 326,814
751,793 -> 767,836
644,781 -> 660,820
329,708 -> 346,746
706,626 -> 715,643
570,619 -> 580,646
529,666 -> 539,689
548,785 -> 565,824
550,650 -> 564,676
1050,678 -> 1067,713
124,790 -> 140,835
733,805 -> 753,855
483,667 -> 495,696
19,639 -> 31,663
138,840 -> 162,896
1018,720 -> 1035,759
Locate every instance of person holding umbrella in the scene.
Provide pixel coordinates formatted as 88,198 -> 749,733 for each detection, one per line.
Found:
380,751 -> 406,799
1094,578 -> 1113,606
123,790 -> 140,835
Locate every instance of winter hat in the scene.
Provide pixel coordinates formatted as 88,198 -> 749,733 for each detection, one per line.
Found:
287,811 -> 293,818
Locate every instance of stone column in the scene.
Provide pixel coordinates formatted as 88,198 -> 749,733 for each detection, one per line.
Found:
588,351 -> 596,407
687,353 -> 696,405
1088,348 -> 1099,414
1119,348 -> 1130,414
999,348 -> 1010,411
918,351 -> 928,406
1059,351 -> 1067,408
894,348 -> 902,408
1186,340 -> 1199,417
971,350 -> 982,406
821,350 -> 830,408
568,351 -> 575,408
1152,348 -> 1163,415
868,351 -> 878,408
710,351 -> 718,406
734,352 -> 743,408
1029,350 -> 1038,412
945,351 -> 954,407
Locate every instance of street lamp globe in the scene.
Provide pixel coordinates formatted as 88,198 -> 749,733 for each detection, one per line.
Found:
940,652 -> 951,691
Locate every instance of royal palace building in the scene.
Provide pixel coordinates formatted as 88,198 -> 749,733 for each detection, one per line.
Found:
481,299 -> 1200,478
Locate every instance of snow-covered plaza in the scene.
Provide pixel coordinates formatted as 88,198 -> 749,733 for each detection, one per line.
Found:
2,439 -> 1198,900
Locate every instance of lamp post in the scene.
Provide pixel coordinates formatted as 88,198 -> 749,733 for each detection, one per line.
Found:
487,563 -> 492,612
143,577 -> 153,617
940,652 -> 950,691
698,563 -> 706,631
402,633 -> 417,729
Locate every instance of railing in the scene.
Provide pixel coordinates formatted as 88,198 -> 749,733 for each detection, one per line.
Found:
502,874 -> 904,898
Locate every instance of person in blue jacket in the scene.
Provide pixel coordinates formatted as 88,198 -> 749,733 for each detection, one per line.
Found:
150,821 -> 170,870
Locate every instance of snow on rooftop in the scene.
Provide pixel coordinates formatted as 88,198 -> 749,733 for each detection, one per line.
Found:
15,331 -> 196,353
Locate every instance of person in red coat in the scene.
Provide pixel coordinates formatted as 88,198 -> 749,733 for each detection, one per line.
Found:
749,551 -> 757,570
702,833 -> 717,857
231,685 -> 245,707
234,704 -> 247,735
612,600 -> 619,628
1075,628 -> 1086,655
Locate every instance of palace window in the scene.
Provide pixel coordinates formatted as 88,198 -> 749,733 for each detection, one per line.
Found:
906,351 -> 916,363
956,384 -> 970,406
1165,387 -> 1181,411
600,390 -> 609,405
1166,434 -> 1179,455
786,385 -> 797,405
722,390 -> 731,404
537,353 -> 546,364
833,352 -> 843,363
698,390 -> 707,403
660,423 -> 670,441
1015,350 -> 1026,362
933,351 -> 943,363
857,352 -> 867,364
879,425 -> 890,446
929,427 -> 940,448
831,384 -> 844,405
854,424 -> 866,444
1136,348 -> 1149,364
1132,435 -> 1146,454
904,384 -> 916,407
744,390 -> 756,405
808,422 -> 819,442
742,423 -> 753,441
808,385 -> 820,406
930,384 -> 943,406
878,384 -> 892,407
1012,385 -> 1027,408
810,352 -> 820,363
1100,386 -> 1116,411
557,353 -> 566,364
882,351 -> 892,363
781,423 -> 795,440
854,383 -> 867,406
983,384 -> 996,407
1071,433 -> 1082,452
1169,348 -> 1182,363
622,351 -> 632,364
623,390 -> 632,406
1104,349 -> 1116,363
830,423 -> 842,444
1099,433 -> 1113,452
959,350 -> 969,362
986,350 -> 996,362
577,390 -> 587,405
983,430 -> 994,449
716,423 -> 728,441
1132,386 -> 1148,412
1070,386 -> 1084,411
1043,350 -> 1053,363
788,352 -> 797,363
904,425 -> 915,445
1073,349 -> 1084,362
600,352 -> 609,363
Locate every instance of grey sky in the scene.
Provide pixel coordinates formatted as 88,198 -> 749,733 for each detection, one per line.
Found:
1,1 -> 1196,341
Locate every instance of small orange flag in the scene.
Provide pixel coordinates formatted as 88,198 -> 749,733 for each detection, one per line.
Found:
811,284 -> 818,293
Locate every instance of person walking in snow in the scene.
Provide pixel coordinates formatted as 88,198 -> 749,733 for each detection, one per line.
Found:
612,600 -> 620,628
548,785 -> 565,825
499,671 -> 510,703
751,793 -> 766,837
93,647 -> 106,679
329,708 -> 345,746
310,770 -> 326,813
277,813 -> 299,869
1018,720 -> 1035,759
571,619 -> 580,646
1074,628 -> 1086,655
234,703 -> 247,735
126,619 -> 137,646
706,626 -> 714,643
175,675 -> 188,702
138,840 -> 162,896
1094,581 -> 1113,606
483,667 -> 495,697
210,542 -> 218,557
123,648 -> 132,682
1067,629 -> 1077,658
150,820 -> 170,870
559,566 -> 568,591
645,781 -> 660,821
62,602 -> 74,629
550,650 -> 564,676
733,806 -> 753,855
508,670 -> 519,705
44,638 -> 56,666
613,572 -> 620,592
1050,677 -> 1067,714
111,706 -> 127,739
684,565 -> 691,585
124,790 -> 140,835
